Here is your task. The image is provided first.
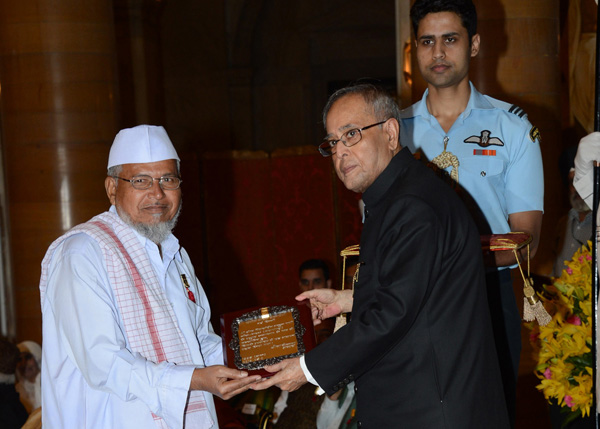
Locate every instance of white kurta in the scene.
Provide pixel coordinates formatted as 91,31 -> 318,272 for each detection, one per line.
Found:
41,206 -> 223,428
316,382 -> 355,429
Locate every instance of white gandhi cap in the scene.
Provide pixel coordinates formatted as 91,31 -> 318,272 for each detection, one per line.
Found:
107,125 -> 180,169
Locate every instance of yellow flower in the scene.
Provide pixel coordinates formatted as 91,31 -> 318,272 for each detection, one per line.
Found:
527,242 -> 593,417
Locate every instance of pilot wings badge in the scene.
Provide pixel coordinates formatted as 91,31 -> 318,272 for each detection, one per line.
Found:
464,130 -> 504,148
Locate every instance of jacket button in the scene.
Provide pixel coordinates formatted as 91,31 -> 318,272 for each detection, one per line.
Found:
357,421 -> 362,427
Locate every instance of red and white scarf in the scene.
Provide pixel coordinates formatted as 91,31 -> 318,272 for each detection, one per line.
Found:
40,211 -> 212,428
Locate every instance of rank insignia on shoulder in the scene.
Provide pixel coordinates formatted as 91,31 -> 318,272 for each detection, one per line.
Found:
529,126 -> 541,143
464,130 -> 504,147
508,104 -> 526,118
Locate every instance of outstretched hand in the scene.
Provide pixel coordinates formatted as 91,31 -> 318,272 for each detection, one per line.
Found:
190,365 -> 261,400
296,288 -> 353,325
250,357 -> 307,392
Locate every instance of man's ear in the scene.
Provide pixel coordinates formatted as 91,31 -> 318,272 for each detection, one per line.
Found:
385,118 -> 400,152
326,279 -> 332,289
105,176 -> 117,206
470,34 -> 480,58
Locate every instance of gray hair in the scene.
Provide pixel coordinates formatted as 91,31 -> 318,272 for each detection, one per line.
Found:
107,165 -> 122,179
322,83 -> 402,130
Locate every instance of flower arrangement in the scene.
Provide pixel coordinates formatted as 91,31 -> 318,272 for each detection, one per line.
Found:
528,242 -> 594,424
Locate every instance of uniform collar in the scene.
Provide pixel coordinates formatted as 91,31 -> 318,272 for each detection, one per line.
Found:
463,82 -> 495,114
401,82 -> 494,125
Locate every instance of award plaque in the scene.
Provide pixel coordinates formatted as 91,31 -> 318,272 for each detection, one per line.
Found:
220,302 -> 316,376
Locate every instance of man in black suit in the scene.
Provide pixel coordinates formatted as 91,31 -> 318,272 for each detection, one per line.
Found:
251,83 -> 509,428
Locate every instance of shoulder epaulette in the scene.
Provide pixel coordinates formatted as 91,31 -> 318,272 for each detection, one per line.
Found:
508,104 -> 526,118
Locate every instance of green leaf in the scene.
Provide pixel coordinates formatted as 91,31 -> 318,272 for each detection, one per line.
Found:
561,408 -> 582,428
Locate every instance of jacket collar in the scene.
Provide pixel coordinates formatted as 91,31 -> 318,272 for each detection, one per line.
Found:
362,147 -> 412,210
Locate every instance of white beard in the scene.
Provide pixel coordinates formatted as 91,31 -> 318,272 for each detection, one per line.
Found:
117,202 -> 182,244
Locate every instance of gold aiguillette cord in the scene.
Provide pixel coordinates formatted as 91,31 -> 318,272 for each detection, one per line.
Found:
512,244 -> 551,326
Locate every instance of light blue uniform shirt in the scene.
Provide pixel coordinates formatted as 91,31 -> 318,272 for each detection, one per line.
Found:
399,82 -> 544,236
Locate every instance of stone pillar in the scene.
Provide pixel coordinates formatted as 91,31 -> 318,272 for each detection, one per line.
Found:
0,0 -> 118,341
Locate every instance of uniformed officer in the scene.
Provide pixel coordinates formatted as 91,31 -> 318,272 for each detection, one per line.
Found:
399,0 -> 543,427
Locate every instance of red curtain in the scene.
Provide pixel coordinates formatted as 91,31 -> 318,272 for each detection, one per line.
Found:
192,148 -> 362,330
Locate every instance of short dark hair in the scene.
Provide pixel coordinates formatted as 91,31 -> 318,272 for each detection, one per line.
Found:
322,83 -> 401,131
410,0 -> 478,41
0,337 -> 20,375
299,259 -> 330,281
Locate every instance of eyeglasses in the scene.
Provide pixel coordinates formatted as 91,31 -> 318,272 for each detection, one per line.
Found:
318,120 -> 389,157
112,175 -> 183,190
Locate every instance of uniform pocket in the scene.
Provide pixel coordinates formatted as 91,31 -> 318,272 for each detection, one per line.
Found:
460,156 -> 504,178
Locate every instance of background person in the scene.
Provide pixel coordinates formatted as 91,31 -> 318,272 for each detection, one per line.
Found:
553,147 -> 592,277
298,259 -> 333,292
15,340 -> 42,413
0,337 -> 29,429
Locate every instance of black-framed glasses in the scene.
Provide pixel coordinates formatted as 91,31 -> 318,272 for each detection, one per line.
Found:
112,175 -> 183,190
318,120 -> 389,157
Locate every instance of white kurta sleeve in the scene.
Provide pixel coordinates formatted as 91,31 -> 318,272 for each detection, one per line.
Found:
574,131 -> 600,209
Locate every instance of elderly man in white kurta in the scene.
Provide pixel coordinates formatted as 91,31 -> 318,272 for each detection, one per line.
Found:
39,125 -> 259,428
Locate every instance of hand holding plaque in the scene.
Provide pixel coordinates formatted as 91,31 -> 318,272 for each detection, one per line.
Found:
220,303 -> 316,376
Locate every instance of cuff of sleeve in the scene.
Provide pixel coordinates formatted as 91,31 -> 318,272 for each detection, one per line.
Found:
299,355 -> 320,387
574,170 -> 594,210
157,364 -> 196,428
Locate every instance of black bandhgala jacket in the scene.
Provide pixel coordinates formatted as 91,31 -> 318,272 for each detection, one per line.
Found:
306,148 -> 509,428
